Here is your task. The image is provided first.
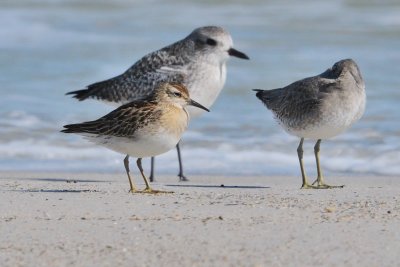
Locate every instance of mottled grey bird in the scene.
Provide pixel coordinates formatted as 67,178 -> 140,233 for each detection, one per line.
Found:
63,83 -> 209,193
254,59 -> 366,189
67,26 -> 249,181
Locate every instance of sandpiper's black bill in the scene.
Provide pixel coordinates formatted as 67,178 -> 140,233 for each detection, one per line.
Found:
228,48 -> 249,60
189,99 -> 209,112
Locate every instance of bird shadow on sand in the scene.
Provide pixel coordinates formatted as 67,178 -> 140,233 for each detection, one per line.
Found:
15,177 -> 111,183
165,184 -> 270,189
14,189 -> 99,193
4,177 -> 104,193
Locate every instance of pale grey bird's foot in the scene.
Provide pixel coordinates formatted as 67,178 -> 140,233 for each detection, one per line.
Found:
178,173 -> 189,182
149,174 -> 155,183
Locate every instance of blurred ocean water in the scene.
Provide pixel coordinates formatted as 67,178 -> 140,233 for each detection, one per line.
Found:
1,0 -> 400,177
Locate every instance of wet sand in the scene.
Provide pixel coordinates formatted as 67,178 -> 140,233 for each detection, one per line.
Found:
0,172 -> 399,267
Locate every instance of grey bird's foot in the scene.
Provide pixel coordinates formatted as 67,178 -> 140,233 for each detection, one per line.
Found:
301,183 -> 323,189
311,179 -> 345,189
303,180 -> 345,189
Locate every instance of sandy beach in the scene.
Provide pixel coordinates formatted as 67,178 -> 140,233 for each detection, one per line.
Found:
0,172 -> 399,267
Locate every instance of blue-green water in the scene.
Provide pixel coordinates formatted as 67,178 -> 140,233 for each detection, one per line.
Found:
1,0 -> 400,176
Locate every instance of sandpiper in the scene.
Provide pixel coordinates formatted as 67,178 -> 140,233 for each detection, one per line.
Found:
62,83 -> 209,193
254,59 -> 366,189
66,26 -> 249,182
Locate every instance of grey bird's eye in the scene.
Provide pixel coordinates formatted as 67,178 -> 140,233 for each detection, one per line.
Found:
206,38 -> 217,46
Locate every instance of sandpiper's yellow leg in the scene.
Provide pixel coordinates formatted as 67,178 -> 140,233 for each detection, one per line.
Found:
124,155 -> 138,193
298,138 -> 319,189
311,140 -> 344,189
136,158 -> 173,194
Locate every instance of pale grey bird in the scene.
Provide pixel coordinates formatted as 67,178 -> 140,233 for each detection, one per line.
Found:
254,59 -> 366,189
67,26 -> 249,182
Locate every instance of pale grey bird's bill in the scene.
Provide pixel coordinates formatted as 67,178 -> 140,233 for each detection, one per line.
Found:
228,48 -> 249,60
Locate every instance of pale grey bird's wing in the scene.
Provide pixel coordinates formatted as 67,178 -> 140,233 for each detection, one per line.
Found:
61,101 -> 162,138
66,41 -> 192,104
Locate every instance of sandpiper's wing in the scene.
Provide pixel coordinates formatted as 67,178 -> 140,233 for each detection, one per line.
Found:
255,74 -> 338,117
66,41 -> 191,105
62,100 -> 162,138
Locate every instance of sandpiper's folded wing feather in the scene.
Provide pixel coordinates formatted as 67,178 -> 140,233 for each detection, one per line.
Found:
62,101 -> 162,138
66,41 -> 191,104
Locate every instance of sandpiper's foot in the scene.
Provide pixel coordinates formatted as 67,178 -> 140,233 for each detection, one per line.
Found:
128,188 -> 138,193
178,173 -> 189,182
140,187 -> 174,194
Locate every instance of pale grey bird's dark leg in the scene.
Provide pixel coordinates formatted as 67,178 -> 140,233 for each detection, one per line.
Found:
124,155 -> 137,193
149,157 -> 155,182
176,142 -> 189,181
312,140 -> 344,189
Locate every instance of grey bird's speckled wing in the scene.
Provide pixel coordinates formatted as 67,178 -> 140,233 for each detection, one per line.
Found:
66,40 -> 192,104
61,100 -> 162,138
255,75 -> 338,126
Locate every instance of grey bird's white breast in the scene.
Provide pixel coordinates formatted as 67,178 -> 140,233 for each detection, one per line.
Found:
288,81 -> 366,139
184,61 -> 227,118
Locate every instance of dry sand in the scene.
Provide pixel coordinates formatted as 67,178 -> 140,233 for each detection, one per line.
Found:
0,172 -> 399,267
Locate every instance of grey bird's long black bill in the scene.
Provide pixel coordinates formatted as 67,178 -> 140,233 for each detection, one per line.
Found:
189,99 -> 209,112
228,48 -> 249,60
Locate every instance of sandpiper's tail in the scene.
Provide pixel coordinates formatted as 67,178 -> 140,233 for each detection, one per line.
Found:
61,122 -> 98,134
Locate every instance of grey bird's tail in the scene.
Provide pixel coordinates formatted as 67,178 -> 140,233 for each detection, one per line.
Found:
254,88 -> 287,111
253,89 -> 278,110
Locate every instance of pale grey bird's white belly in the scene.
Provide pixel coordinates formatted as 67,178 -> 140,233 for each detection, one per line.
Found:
185,62 -> 227,118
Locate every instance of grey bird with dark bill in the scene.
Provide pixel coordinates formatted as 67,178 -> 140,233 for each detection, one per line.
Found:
254,59 -> 366,189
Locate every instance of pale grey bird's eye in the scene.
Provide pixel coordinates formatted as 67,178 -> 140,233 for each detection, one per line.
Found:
206,38 -> 217,46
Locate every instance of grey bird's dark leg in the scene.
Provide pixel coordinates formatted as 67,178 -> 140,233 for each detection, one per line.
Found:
176,142 -> 189,181
298,138 -> 318,189
149,157 -> 155,182
311,139 -> 344,189
124,155 -> 137,193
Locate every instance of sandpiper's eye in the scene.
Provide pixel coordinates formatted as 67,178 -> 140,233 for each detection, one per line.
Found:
206,38 -> 217,46
173,92 -> 182,97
